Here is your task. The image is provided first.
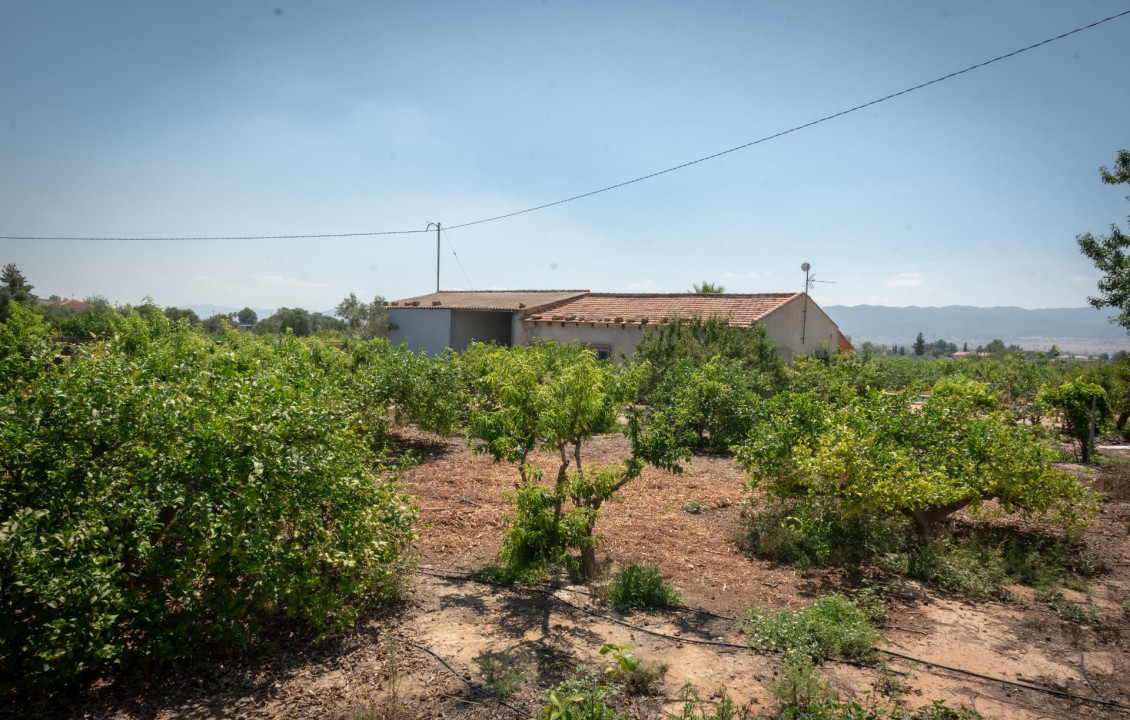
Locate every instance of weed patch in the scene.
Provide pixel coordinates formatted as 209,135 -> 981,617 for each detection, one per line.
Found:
599,643 -> 667,696
742,594 -> 881,661
600,563 -> 681,613
772,654 -> 837,713
535,668 -> 620,720
683,500 -> 707,515
671,683 -> 758,719
474,646 -> 533,697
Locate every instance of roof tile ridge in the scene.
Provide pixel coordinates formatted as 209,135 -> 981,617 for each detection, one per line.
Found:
520,291 -> 592,316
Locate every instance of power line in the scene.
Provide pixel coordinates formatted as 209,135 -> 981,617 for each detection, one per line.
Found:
441,226 -> 474,290
3,8 -> 1128,243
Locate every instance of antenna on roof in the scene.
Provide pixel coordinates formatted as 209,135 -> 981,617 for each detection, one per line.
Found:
426,222 -> 441,292
801,263 -> 810,346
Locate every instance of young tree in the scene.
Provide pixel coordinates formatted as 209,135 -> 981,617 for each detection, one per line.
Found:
1077,149 -> 1130,331
912,332 -> 926,356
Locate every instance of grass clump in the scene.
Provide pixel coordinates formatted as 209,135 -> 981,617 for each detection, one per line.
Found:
683,500 -> 708,515
600,563 -> 681,613
474,646 -> 533,697
742,593 -> 881,662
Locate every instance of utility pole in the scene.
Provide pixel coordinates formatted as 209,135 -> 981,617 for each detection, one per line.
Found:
427,222 -> 441,293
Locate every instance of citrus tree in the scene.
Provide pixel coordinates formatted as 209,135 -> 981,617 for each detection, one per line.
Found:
737,376 -> 1095,537
0,303 -> 417,690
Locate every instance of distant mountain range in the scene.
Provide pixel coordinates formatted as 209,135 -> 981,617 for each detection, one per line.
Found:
824,305 -> 1130,354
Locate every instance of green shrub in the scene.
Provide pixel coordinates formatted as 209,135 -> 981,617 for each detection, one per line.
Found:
683,500 -> 707,515
742,594 -> 880,661
884,540 -> 1013,602
0,304 -> 417,690
601,564 -> 681,613
740,499 -> 901,569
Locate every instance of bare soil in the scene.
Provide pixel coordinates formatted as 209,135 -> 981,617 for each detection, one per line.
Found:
14,431 -> 1130,720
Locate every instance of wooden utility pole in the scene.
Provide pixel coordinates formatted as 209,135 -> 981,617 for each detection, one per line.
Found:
427,222 -> 441,292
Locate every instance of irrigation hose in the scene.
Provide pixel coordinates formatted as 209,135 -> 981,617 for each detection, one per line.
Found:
413,566 -> 1130,711
393,635 -> 530,716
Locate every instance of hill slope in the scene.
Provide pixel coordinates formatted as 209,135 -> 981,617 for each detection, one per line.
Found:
824,305 -> 1130,353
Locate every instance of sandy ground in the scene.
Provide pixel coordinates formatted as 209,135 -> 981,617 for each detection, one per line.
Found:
13,430 -> 1130,720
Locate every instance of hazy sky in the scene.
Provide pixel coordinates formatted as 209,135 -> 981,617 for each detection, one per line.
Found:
2,1 -> 1129,311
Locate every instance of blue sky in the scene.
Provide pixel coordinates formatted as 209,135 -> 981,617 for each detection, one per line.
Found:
2,1 -> 1129,311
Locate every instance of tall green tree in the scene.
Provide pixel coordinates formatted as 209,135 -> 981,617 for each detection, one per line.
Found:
912,332 -> 926,356
1077,149 -> 1130,331
237,306 -> 258,325
0,263 -> 37,322
335,293 -> 390,339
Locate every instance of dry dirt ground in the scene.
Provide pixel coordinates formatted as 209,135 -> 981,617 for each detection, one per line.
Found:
13,432 -> 1130,720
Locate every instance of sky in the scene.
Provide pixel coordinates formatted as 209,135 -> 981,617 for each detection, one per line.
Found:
2,1 -> 1129,312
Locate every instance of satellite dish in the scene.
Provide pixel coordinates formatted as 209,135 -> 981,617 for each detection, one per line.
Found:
801,263 -> 810,272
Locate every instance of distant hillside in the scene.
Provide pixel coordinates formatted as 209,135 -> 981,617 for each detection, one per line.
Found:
824,305 -> 1130,354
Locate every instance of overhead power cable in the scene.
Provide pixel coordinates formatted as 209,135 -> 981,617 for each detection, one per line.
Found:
3,8 -> 1128,243
441,226 -> 474,290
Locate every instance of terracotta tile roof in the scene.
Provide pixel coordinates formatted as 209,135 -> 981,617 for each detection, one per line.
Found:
523,293 -> 802,326
386,290 -> 588,312
838,332 -> 855,352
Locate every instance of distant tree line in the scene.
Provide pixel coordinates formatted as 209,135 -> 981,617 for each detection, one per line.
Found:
0,263 -> 390,341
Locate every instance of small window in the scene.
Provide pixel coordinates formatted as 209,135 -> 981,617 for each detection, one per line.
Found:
584,343 -> 611,360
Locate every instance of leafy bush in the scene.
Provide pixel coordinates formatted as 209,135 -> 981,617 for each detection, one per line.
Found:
600,564 -> 681,613
742,594 -> 880,661
683,500 -> 707,514
632,315 -> 784,402
0,304 -> 417,690
740,499 -> 901,570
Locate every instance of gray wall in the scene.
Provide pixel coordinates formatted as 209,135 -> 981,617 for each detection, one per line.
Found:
388,308 -> 451,356
450,310 -> 512,351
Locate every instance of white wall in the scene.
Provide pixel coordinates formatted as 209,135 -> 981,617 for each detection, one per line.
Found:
523,320 -> 645,359
759,295 -> 840,359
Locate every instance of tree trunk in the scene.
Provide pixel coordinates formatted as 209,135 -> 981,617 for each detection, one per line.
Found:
580,546 -> 598,581
903,499 -> 972,539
